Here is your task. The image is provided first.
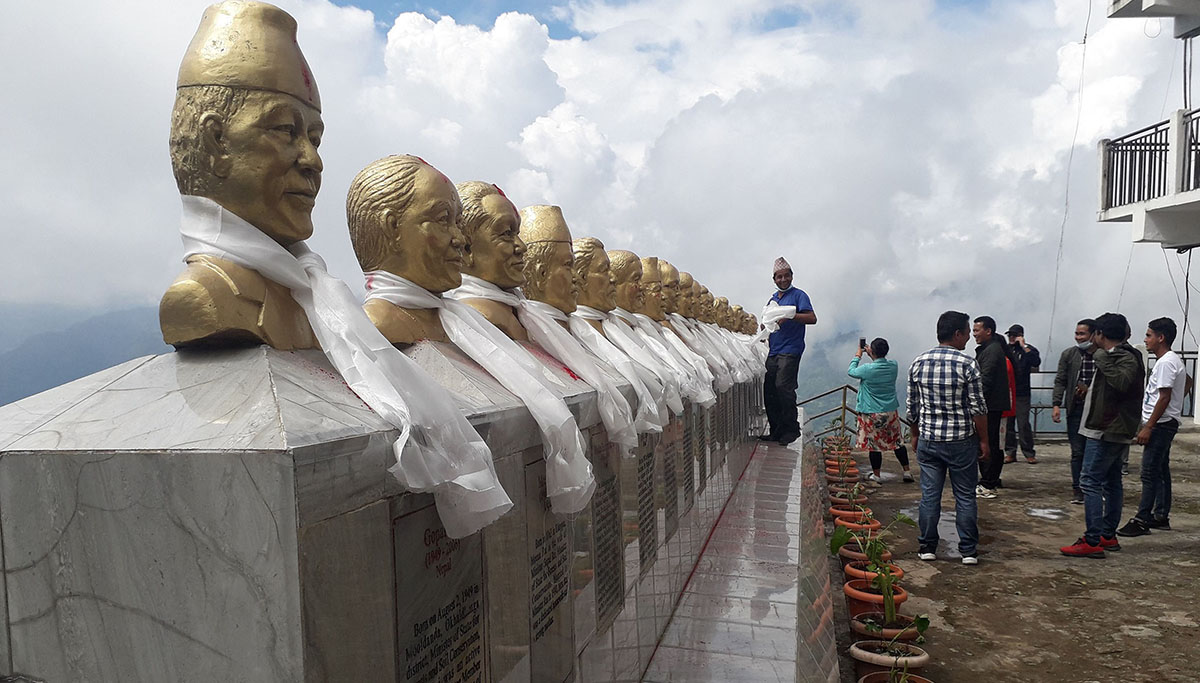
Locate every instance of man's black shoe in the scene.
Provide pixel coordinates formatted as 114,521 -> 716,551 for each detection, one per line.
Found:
757,434 -> 778,442
1147,516 -> 1171,530
777,431 -> 799,445
1116,518 -> 1150,537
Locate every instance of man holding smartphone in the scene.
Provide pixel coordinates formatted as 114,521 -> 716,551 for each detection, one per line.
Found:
1004,324 -> 1041,464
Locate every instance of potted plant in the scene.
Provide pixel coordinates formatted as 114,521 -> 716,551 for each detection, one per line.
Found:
850,614 -> 931,679
831,514 -> 916,620
844,560 -> 905,583
851,612 -> 926,643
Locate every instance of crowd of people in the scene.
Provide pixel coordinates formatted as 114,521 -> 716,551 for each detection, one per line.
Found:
760,258 -> 1190,563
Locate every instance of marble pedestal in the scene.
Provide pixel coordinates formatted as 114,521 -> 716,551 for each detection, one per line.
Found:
0,345 -> 760,683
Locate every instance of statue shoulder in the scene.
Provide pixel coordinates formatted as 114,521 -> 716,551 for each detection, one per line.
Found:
460,298 -> 529,341
160,255 -> 314,349
365,298 -> 450,345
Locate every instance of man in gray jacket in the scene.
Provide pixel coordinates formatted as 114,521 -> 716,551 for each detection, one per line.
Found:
1052,319 -> 1096,504
973,316 -> 1011,498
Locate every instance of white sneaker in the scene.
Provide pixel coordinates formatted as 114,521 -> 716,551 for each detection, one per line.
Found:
962,556 -> 979,565
862,473 -> 882,488
976,487 -> 997,499
918,552 -> 936,561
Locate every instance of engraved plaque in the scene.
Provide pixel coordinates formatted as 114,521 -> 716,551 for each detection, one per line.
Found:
660,424 -> 679,542
636,435 -> 658,575
591,434 -> 624,635
526,463 -> 573,683
394,504 -> 484,683
681,404 -> 696,512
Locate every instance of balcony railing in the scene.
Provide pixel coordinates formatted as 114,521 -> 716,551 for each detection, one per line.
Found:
1101,108 -> 1200,212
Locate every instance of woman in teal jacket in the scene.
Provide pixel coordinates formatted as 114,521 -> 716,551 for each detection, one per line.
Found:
848,338 -> 912,485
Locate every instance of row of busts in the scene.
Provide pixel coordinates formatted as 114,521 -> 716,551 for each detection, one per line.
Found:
161,153 -> 758,350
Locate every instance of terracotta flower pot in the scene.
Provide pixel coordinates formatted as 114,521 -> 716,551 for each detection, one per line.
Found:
843,579 -> 908,619
835,517 -> 882,535
838,544 -> 893,567
858,672 -> 933,683
829,505 -> 872,522
826,465 -> 860,476
849,640 -> 929,679
829,494 -> 870,507
844,561 -> 904,583
826,473 -> 861,484
851,612 -> 925,643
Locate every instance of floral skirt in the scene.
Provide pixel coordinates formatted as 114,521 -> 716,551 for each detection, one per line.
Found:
855,411 -> 903,452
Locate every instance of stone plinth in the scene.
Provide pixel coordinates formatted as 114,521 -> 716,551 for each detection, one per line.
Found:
0,344 -> 761,682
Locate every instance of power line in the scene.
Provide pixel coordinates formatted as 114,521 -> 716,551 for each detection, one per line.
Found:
1117,242 -> 1135,308
1046,0 -> 1093,356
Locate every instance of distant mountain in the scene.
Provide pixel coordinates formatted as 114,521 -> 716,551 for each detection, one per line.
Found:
0,306 -> 169,406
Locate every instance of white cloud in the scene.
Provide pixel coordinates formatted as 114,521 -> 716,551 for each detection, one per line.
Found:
0,0 -> 1192,374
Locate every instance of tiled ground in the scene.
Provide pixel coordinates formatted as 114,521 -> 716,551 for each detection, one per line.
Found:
642,437 -> 838,682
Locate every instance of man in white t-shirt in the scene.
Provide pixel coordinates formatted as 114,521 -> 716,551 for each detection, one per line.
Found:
1118,317 -> 1189,537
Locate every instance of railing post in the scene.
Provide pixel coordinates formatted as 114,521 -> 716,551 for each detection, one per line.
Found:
1098,138 -> 1110,211
1169,109 -> 1187,195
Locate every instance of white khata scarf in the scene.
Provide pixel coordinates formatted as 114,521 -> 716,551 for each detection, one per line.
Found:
178,195 -> 512,538
365,270 -> 595,514
666,312 -> 734,392
603,308 -> 685,415
447,275 -> 638,454
569,305 -> 668,434
631,312 -> 717,408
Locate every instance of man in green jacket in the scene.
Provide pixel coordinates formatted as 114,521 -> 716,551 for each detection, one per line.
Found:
1060,312 -> 1145,558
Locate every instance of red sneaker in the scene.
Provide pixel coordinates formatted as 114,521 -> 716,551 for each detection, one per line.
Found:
1060,538 -> 1105,558
1098,535 -> 1121,552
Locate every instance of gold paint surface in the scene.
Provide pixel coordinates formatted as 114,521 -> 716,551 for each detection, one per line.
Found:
459,181 -> 525,289
519,205 -> 577,314
677,272 -> 696,319
347,155 -> 464,345
638,256 -> 665,321
572,237 -> 616,316
608,250 -> 644,314
657,259 -> 680,315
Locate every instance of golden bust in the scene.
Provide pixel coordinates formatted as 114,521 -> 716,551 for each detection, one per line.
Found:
696,285 -> 715,324
607,250 -> 644,314
347,154 -> 464,345
658,260 -> 680,315
456,181 -> 528,340
160,1 -> 323,349
677,272 -> 696,319
715,297 -> 731,330
731,305 -> 745,333
520,205 -> 577,319
638,256 -> 665,321
571,237 -> 615,332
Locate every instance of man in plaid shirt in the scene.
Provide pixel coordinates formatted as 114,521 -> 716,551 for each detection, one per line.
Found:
907,311 -> 990,564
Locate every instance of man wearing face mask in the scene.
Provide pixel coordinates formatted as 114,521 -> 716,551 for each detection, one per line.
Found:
1052,319 -> 1097,505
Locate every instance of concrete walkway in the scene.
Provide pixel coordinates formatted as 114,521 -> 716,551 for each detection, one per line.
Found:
643,440 -> 837,682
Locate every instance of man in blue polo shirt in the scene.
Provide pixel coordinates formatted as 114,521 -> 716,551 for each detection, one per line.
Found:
762,256 -> 817,445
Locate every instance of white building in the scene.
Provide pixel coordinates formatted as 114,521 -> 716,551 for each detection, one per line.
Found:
1099,0 -> 1200,248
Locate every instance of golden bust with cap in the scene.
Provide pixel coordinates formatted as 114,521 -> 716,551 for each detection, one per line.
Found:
161,0 -> 324,349
571,237 -> 615,332
456,181 -> 529,340
347,154 -> 464,345
520,206 -> 577,325
608,250 -> 644,314
637,256 -> 665,321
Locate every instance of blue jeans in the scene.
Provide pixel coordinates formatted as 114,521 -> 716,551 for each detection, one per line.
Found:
1135,419 -> 1178,522
1067,407 -> 1085,494
916,438 -> 980,557
1080,438 -> 1128,545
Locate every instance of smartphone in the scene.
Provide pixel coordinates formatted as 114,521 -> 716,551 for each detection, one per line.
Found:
859,337 -> 867,349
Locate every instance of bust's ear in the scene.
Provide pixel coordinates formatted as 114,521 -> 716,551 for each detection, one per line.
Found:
200,112 -> 231,178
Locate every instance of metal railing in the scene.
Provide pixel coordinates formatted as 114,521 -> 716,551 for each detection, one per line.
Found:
797,383 -> 913,441
1103,118 -> 1171,210
1183,107 -> 1200,193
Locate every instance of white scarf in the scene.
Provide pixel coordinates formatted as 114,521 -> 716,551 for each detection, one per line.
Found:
667,312 -> 734,392
698,321 -> 754,383
447,276 -> 639,454
604,308 -> 685,415
569,306 -> 668,433
631,312 -> 717,408
179,196 -> 511,538
366,270 -> 595,514
752,302 -> 796,344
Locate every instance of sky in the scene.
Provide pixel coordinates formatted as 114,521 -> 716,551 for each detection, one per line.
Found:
0,0 -> 1193,375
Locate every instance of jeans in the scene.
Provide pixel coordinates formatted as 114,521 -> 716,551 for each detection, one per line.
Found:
1080,437 -> 1128,545
1005,395 -> 1035,458
1135,419 -> 1178,522
916,437 -> 980,557
1067,405 -> 1085,495
978,411 -> 1004,489
764,354 -> 800,438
